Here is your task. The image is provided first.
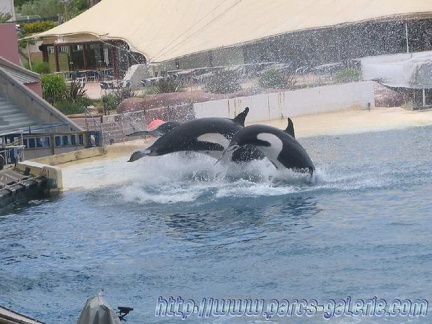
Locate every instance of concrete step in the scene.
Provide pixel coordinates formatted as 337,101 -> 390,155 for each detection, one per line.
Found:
2,114 -> 34,123
0,105 -> 21,114
0,120 -> 36,132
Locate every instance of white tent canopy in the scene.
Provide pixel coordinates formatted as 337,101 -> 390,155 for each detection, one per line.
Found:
34,0 -> 432,63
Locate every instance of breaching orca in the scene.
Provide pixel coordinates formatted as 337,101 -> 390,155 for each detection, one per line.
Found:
126,121 -> 182,138
127,107 -> 262,162
221,118 -> 315,174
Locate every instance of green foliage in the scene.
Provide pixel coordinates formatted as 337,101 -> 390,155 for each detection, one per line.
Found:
32,61 -> 51,74
101,93 -> 118,114
155,78 -> 180,94
15,0 -> 31,7
0,13 -> 12,23
334,68 -> 361,83
205,69 -> 241,94
20,21 -> 57,35
22,61 -> 31,70
258,69 -> 297,89
18,0 -> 89,20
65,79 -> 91,105
41,77 -> 91,115
41,74 -> 67,102
54,100 -> 85,115
19,0 -> 64,18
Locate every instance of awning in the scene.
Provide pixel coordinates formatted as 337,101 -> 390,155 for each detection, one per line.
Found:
31,0 -> 432,63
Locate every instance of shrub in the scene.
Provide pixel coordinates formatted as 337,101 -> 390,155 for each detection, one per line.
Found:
20,21 -> 57,35
334,68 -> 361,83
41,74 -> 67,103
54,100 -> 85,115
205,69 -> 241,94
66,79 -> 88,103
155,78 -> 180,93
101,93 -> 119,114
258,68 -> 296,89
32,61 -> 51,74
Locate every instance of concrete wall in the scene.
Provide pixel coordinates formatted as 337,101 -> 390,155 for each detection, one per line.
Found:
30,146 -> 105,166
193,81 -> 375,122
16,161 -> 63,190
0,24 -> 20,65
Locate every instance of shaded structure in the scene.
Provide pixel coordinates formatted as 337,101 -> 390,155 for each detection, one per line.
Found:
28,1 -> 432,78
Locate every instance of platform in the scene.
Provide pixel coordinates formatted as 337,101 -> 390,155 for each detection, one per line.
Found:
0,167 -> 47,208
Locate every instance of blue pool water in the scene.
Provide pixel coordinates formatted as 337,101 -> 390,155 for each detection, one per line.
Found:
0,126 -> 431,323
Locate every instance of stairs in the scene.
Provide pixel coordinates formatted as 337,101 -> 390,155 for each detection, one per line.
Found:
0,95 -> 37,134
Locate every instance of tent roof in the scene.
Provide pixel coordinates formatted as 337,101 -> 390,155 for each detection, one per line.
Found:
33,0 -> 432,63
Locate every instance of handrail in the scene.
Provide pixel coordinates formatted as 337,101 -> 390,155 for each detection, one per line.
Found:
83,106 -> 102,133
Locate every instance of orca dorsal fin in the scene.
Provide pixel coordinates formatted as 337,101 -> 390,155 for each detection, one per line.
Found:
233,107 -> 249,126
285,118 -> 295,138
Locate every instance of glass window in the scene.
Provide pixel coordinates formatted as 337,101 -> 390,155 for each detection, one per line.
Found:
55,136 -> 61,147
71,135 -> 76,145
63,136 -> 69,146
28,138 -> 36,148
36,138 -> 43,148
43,137 -> 50,147
79,134 -> 84,145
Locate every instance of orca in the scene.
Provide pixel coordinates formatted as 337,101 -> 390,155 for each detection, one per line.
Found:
221,118 -> 315,174
126,121 -> 182,138
127,107 -> 262,162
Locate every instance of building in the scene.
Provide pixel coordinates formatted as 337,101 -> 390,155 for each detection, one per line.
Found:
27,0 -> 432,80
0,23 -> 97,164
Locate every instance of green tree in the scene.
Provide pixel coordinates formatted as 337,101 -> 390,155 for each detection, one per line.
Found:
17,0 -> 88,20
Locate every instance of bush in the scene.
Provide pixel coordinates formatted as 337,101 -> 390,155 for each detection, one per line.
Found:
334,68 -> 361,83
41,74 -> 67,103
66,79 -> 88,103
258,68 -> 296,89
155,78 -> 180,93
54,100 -> 85,115
101,93 -> 119,114
32,61 -> 51,74
205,69 -> 241,94
20,21 -> 57,35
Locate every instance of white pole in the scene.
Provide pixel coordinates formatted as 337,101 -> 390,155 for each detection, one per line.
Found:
405,22 -> 409,53
422,89 -> 426,107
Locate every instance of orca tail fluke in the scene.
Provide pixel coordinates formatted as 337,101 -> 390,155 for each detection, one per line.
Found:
233,107 -> 249,126
285,118 -> 295,138
128,149 -> 151,162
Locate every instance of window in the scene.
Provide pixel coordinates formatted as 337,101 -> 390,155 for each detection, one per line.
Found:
43,137 -> 50,147
63,136 -> 69,146
28,138 -> 36,148
55,136 -> 61,147
36,138 -> 43,148
79,134 -> 84,145
71,135 -> 77,145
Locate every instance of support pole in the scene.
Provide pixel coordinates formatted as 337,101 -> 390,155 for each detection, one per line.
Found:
405,22 -> 410,53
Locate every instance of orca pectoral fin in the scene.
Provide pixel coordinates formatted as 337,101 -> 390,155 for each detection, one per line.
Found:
233,107 -> 249,126
128,149 -> 151,162
285,118 -> 295,138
